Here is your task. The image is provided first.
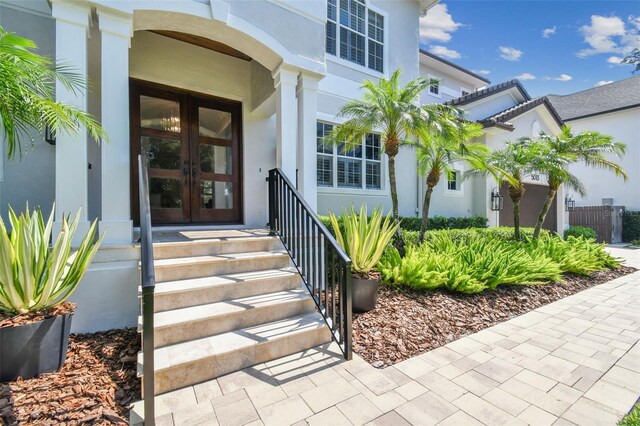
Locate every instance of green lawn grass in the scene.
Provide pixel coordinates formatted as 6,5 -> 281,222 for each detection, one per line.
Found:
619,402 -> 640,426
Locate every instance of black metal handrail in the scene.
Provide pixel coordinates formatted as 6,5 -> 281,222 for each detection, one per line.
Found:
138,154 -> 155,425
268,168 -> 352,360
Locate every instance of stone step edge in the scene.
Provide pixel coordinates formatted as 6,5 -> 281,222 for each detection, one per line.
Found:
136,288 -> 313,332
136,267 -> 300,297
152,250 -> 290,269
136,312 -> 326,377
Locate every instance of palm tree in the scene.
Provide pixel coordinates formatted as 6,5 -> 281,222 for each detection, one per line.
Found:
469,138 -> 545,241
325,69 -> 439,237
0,26 -> 106,159
414,109 -> 485,242
531,127 -> 628,239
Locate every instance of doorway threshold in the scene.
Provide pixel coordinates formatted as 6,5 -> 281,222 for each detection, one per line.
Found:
133,224 -> 251,233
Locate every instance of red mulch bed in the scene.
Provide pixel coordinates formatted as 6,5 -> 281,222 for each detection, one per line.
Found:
353,266 -> 637,367
1,328 -> 140,425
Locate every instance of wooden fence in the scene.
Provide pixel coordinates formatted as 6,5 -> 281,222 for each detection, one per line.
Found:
569,205 -> 625,243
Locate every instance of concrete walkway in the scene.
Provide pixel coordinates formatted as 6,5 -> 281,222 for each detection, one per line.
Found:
606,244 -> 640,269
133,270 -> 640,426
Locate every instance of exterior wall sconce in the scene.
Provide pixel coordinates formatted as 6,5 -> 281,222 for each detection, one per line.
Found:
44,126 -> 56,145
490,187 -> 503,211
565,195 -> 575,212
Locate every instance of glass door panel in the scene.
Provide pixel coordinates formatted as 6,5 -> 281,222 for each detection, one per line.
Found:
190,98 -> 241,223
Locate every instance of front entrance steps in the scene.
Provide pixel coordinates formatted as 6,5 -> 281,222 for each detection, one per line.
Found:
137,229 -> 331,396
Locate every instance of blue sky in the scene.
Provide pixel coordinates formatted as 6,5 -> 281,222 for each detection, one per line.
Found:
419,1 -> 640,96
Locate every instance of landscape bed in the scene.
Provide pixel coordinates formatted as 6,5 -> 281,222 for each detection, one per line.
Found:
0,328 -> 139,425
353,265 -> 636,367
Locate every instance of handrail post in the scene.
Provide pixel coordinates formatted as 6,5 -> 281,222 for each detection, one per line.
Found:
343,263 -> 353,360
138,154 -> 155,426
268,170 -> 277,236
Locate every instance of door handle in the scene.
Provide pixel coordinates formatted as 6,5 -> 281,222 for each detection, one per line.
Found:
183,161 -> 190,185
191,161 -> 199,187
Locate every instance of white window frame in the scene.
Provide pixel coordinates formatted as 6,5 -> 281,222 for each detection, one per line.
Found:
445,169 -> 464,197
325,0 -> 388,76
428,75 -> 441,98
316,120 -> 385,193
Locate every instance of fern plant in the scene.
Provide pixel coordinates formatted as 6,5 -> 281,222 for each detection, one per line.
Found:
0,205 -> 103,315
329,205 -> 399,276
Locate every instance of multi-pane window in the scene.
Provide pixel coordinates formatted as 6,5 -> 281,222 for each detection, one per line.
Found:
447,170 -> 461,191
429,78 -> 440,95
326,0 -> 384,73
317,122 -> 334,187
316,121 -> 382,190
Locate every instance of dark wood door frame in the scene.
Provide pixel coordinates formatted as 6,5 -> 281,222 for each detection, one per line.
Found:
130,79 -> 243,226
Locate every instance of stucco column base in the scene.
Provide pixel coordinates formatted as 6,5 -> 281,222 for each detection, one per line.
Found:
53,220 -> 92,248
99,219 -> 134,245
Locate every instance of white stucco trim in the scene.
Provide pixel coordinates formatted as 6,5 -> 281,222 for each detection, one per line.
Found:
265,0 -> 326,25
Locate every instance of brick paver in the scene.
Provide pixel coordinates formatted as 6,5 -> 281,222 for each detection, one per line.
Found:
132,269 -> 640,425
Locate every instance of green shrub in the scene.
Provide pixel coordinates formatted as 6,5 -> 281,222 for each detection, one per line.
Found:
564,226 -> 597,240
398,215 -> 488,232
623,211 -> 640,242
378,229 -> 619,294
319,214 -> 487,237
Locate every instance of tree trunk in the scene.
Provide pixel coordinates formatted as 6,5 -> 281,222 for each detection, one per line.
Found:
388,154 -> 399,224
513,200 -> 521,241
419,168 -> 440,243
533,186 -> 558,239
508,182 -> 525,241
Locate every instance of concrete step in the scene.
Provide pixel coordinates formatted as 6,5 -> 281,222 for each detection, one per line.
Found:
141,289 -> 316,348
153,251 -> 291,282
151,268 -> 302,312
153,235 -> 282,260
138,312 -> 331,395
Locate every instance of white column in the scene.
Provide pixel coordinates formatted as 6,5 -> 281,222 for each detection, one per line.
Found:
296,73 -> 320,211
273,65 -> 299,182
97,8 -> 133,244
51,1 -> 91,245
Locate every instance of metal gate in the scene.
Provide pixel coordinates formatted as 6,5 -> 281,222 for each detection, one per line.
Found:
569,205 -> 625,243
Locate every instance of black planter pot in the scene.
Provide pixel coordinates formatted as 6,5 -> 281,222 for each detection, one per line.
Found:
352,277 -> 379,313
0,313 -> 73,382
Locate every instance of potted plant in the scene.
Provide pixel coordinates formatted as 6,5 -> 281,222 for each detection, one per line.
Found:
329,205 -> 399,313
0,205 -> 102,382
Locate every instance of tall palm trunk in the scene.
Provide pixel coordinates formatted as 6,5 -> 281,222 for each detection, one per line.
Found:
533,185 -> 558,239
386,135 -> 403,254
508,182 -> 525,241
419,169 -> 441,243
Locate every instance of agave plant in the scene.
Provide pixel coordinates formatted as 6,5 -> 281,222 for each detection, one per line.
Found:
329,205 -> 399,275
0,205 -> 102,315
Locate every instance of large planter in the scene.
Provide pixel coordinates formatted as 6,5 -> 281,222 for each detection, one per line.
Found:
0,313 -> 73,382
352,277 -> 379,313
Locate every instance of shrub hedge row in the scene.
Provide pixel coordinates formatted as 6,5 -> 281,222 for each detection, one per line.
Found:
623,211 -> 640,242
319,214 -> 487,236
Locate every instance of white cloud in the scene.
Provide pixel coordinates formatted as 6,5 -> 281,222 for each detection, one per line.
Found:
542,26 -> 557,38
544,74 -> 573,82
577,15 -> 640,58
429,45 -> 461,59
499,46 -> 523,61
596,80 -> 614,86
514,73 -> 536,81
419,4 -> 462,43
607,56 -> 624,65
473,69 -> 491,75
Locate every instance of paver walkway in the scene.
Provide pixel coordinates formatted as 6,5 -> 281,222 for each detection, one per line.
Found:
133,270 -> 640,426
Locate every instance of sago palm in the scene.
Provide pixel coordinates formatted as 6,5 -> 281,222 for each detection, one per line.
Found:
0,26 -> 106,159
413,109 -> 485,242
325,69 -> 440,237
532,127 -> 627,239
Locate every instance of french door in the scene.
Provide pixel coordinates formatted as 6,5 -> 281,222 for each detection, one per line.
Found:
131,81 -> 242,225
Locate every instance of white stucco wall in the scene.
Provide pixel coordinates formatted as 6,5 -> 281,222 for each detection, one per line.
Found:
565,108 -> 640,210
0,3 -> 56,224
